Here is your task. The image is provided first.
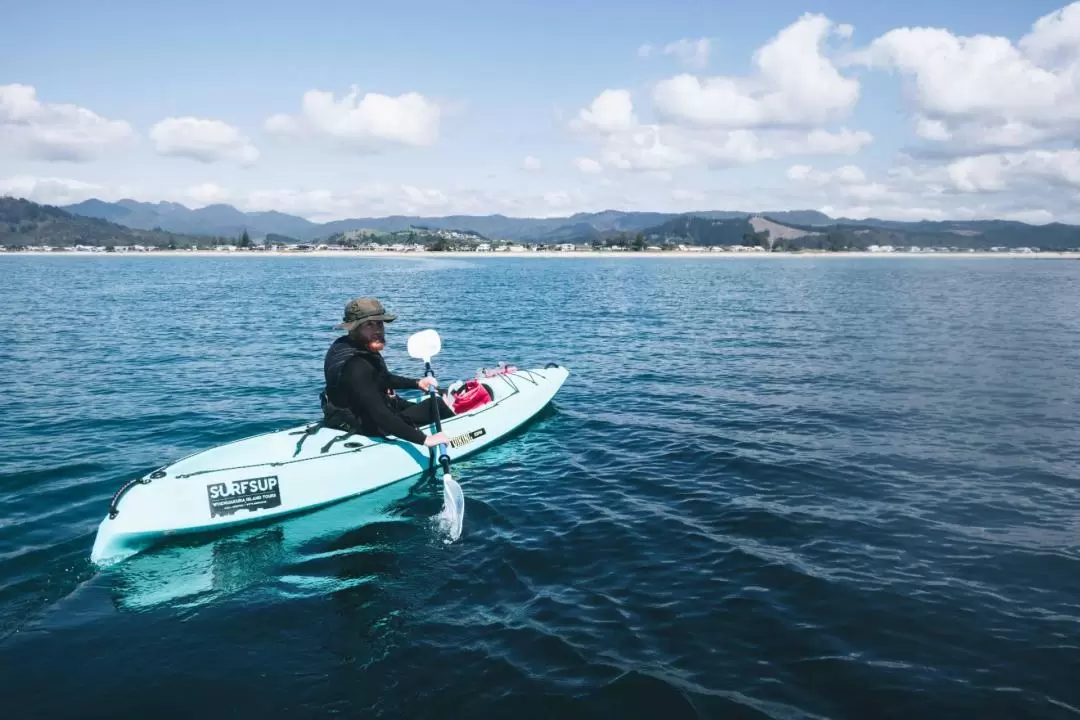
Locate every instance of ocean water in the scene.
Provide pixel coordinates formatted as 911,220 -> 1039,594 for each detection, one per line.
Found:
1,254 -> 1079,719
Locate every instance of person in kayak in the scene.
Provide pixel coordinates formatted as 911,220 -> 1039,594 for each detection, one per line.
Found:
320,297 -> 454,447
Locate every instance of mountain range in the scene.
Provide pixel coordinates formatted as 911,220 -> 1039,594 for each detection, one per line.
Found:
3,195 -> 1079,251
59,198 -> 836,243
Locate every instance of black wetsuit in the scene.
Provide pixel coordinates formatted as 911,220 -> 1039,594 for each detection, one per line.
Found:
321,335 -> 454,444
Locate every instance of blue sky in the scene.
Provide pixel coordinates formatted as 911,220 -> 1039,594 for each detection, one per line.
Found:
3,0 -> 1079,222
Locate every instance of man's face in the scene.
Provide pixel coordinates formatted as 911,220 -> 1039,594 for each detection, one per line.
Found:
358,319 -> 385,351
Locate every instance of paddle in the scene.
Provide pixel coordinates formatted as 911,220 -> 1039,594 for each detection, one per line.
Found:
406,329 -> 464,542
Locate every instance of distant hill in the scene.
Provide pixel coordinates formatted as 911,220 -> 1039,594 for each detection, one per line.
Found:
58,199 -> 836,242
643,216 -> 757,246
729,217 -> 1080,251
563,212 -> 1080,252
37,196 -> 1080,251
63,198 -> 320,240
0,196 -> 211,248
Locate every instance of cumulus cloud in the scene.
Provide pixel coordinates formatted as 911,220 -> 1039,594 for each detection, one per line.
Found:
150,117 -> 259,166
572,89 -> 871,173
571,13 -> 872,178
574,157 -> 603,174
653,14 -> 859,128
855,2 -> 1080,153
265,86 -> 441,151
945,149 -> 1080,193
0,83 -> 133,161
571,89 -> 637,133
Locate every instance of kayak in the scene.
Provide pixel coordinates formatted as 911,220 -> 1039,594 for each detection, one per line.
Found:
90,362 -> 569,566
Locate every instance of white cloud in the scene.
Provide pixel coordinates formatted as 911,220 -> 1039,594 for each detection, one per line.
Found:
662,38 -> 711,68
780,148 -> 1080,223
522,155 -> 542,170
639,38 -> 712,68
945,149 -> 1080,193
0,83 -> 132,161
856,2 -> 1080,152
0,175 -> 109,205
653,14 -> 860,128
265,85 -> 441,151
574,157 -> 603,174
571,89 -> 637,134
150,117 -> 259,166
542,190 -> 573,210
572,89 -> 871,173
784,163 -> 892,204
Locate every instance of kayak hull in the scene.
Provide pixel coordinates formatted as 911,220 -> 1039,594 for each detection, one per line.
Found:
90,364 -> 568,566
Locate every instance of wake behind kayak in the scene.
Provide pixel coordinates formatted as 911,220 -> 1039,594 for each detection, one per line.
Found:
90,363 -> 569,566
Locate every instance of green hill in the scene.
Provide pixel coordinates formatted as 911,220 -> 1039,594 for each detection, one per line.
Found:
640,215 -> 1080,252
0,196 -> 210,249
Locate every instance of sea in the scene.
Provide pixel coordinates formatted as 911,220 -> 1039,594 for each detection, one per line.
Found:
1,254 -> 1078,719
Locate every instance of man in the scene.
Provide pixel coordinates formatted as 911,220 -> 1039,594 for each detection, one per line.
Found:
320,297 -> 453,448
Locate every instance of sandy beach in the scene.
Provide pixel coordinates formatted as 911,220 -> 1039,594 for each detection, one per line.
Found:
4,249 -> 1080,259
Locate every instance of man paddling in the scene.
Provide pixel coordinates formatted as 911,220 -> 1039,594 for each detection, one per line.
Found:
320,297 -> 454,448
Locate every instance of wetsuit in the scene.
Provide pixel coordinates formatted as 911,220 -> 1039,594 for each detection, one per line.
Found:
321,335 -> 454,444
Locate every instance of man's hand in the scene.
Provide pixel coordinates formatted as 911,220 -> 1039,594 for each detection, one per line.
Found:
424,432 -> 451,448
417,377 -> 438,393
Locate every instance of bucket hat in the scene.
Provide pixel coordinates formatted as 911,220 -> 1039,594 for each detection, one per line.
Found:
334,297 -> 397,331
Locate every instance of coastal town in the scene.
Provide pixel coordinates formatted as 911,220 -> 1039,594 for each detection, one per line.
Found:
2,241 -> 1053,255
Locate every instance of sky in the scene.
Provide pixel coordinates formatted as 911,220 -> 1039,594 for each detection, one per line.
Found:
3,0 -> 1080,223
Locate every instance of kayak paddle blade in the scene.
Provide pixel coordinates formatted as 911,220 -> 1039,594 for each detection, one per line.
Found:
407,329 -> 442,363
441,474 -> 464,542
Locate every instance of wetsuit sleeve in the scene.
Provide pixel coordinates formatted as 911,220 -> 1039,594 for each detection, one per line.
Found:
340,360 -> 428,445
387,372 -> 419,390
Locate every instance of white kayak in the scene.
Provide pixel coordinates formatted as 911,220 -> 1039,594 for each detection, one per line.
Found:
90,362 -> 569,566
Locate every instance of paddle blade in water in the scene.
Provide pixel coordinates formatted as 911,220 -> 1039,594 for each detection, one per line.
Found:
440,474 -> 464,542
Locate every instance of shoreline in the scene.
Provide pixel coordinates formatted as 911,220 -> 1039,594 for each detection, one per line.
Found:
3,249 -> 1080,259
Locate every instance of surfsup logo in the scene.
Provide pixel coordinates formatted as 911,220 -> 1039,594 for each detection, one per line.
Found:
450,428 -> 487,449
207,475 -> 282,518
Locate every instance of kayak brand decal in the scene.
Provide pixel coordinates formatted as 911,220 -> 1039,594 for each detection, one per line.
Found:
207,475 -> 281,518
450,428 -> 487,449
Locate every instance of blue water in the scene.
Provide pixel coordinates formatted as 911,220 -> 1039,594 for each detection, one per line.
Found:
2,255 -> 1079,719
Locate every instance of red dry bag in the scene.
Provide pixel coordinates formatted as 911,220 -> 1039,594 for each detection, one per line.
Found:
451,379 -> 492,414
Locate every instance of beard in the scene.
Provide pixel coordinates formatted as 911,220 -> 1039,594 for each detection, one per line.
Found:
366,336 -> 385,352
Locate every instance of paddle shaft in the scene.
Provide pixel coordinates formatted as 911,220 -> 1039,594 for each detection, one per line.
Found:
423,362 -> 452,475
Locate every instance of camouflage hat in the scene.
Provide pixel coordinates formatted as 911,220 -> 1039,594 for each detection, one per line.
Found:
335,297 -> 397,330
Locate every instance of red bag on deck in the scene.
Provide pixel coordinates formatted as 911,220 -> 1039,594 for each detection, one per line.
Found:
451,379 -> 492,414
